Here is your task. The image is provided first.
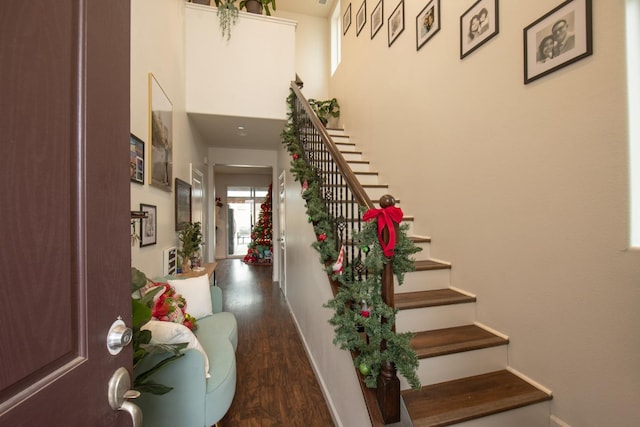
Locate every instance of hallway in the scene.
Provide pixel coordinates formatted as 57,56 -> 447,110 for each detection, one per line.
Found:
217,259 -> 336,426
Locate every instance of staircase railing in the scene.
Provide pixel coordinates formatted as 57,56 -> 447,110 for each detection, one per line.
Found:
289,82 -> 401,425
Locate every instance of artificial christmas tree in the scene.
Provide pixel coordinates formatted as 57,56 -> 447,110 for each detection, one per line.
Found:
243,184 -> 273,264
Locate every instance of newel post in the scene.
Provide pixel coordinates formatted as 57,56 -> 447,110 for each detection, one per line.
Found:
376,195 -> 401,424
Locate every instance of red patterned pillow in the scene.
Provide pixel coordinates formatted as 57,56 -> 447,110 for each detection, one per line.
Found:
140,282 -> 198,331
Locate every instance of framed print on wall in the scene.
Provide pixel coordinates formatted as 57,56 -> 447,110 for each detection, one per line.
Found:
140,203 -> 157,247
388,0 -> 405,47
149,73 -> 173,192
356,1 -> 367,36
175,178 -> 192,231
343,3 -> 352,35
371,0 -> 383,39
130,133 -> 144,184
524,0 -> 592,84
460,0 -> 499,59
416,0 -> 441,51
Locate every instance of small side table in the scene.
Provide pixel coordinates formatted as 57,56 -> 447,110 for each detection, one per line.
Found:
177,261 -> 218,286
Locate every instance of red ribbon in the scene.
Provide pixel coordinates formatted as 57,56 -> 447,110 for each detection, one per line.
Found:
363,206 -> 404,257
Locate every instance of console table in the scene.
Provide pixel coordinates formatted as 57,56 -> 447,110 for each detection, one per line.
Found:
177,261 -> 218,285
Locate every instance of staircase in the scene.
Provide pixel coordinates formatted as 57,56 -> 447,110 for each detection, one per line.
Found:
326,128 -> 553,427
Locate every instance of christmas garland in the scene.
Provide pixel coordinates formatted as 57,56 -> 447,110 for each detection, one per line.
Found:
281,92 -> 421,390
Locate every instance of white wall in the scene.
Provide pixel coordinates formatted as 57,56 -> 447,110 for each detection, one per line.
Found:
185,4 -> 296,120
131,0 -> 208,277
330,1 -> 640,426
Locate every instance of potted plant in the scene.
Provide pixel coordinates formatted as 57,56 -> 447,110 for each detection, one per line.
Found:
240,0 -> 276,16
177,222 -> 203,273
308,98 -> 341,127
213,0 -> 239,40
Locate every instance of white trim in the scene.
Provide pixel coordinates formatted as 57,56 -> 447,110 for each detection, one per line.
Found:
506,366 -> 553,396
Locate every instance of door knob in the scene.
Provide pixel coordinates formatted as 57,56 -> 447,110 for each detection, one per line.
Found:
107,317 -> 133,355
108,367 -> 142,427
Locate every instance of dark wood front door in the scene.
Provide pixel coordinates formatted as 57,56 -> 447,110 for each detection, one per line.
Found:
0,1 -> 131,425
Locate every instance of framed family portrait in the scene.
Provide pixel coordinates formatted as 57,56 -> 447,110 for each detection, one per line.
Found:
175,178 -> 192,231
371,0 -> 383,39
524,0 -> 592,84
388,0 -> 405,47
356,1 -> 367,37
140,203 -> 157,247
416,0 -> 441,51
460,0 -> 499,59
343,3 -> 352,35
129,133 -> 144,184
149,73 -> 173,192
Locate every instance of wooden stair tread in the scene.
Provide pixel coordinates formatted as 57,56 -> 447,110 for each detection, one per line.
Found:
402,370 -> 552,427
411,325 -> 508,359
395,289 -> 474,310
414,259 -> 451,271
410,236 -> 431,243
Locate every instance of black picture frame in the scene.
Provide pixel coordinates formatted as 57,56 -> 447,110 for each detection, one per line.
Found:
524,0 -> 592,84
130,133 -> 144,184
416,0 -> 441,51
140,204 -> 157,247
460,0 -> 499,59
388,0 -> 405,47
371,0 -> 383,40
343,3 -> 352,35
175,178 -> 192,231
356,1 -> 367,37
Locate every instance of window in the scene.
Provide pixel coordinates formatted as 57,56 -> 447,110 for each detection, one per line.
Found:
331,0 -> 342,75
626,0 -> 640,247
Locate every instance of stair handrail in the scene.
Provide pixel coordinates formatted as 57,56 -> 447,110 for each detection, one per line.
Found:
288,82 -> 401,425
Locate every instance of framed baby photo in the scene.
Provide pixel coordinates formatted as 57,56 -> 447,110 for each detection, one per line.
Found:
371,0 -> 383,40
356,0 -> 367,36
343,3 -> 352,35
388,0 -> 405,47
524,0 -> 593,84
460,0 -> 499,59
416,0 -> 441,51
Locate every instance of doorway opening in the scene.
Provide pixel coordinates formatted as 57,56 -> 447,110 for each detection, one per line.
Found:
227,186 -> 269,257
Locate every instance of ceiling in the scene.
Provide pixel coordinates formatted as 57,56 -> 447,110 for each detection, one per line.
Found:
276,0 -> 338,18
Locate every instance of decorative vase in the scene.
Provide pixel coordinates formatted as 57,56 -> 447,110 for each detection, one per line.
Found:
181,257 -> 191,273
244,0 -> 263,14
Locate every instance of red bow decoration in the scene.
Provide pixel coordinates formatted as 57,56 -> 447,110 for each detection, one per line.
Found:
363,205 -> 404,257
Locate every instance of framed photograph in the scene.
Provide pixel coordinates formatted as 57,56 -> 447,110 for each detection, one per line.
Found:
524,0 -> 592,84
343,3 -> 352,35
356,1 -> 367,37
460,0 -> 499,59
175,178 -> 192,231
129,133 -> 144,184
416,0 -> 441,51
371,0 -> 383,39
140,204 -> 157,247
388,1 -> 405,47
149,73 -> 173,192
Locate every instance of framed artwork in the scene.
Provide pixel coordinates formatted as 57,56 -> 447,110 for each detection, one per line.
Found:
356,1 -> 367,37
140,204 -> 157,247
129,133 -> 144,184
371,0 -> 383,39
175,178 -> 192,231
416,0 -> 441,51
460,0 -> 499,59
388,0 -> 405,47
524,0 -> 592,84
343,3 -> 352,35
149,73 -> 173,192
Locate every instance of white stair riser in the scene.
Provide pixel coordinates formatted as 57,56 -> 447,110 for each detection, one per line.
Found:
348,162 -> 371,173
410,241 -> 431,260
400,346 -> 508,390
342,152 -> 363,162
336,142 -> 356,151
396,303 -> 475,332
354,173 -> 379,185
365,186 -> 391,201
447,401 -> 551,427
394,268 -> 451,292
328,130 -> 347,137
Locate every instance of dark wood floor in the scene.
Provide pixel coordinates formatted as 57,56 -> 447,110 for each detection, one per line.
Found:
217,259 -> 335,427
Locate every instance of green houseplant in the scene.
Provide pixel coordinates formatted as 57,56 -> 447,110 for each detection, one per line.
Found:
177,221 -> 203,272
213,0 -> 239,40
308,98 -> 340,127
239,0 -> 277,15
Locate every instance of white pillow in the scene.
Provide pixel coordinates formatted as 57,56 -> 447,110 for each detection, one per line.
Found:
167,275 -> 213,320
142,320 -> 210,378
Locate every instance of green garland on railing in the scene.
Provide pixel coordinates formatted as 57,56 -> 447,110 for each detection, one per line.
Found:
281,92 -> 421,390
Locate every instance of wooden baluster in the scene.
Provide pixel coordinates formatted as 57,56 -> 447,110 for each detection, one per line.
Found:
376,194 -> 401,424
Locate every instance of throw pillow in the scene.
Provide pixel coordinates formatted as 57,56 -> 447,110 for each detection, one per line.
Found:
142,320 -> 210,378
167,275 -> 213,320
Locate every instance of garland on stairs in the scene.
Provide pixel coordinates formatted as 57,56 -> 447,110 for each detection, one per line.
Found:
281,92 -> 421,390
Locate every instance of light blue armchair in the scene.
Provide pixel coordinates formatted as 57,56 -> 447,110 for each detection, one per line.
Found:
136,285 -> 237,427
